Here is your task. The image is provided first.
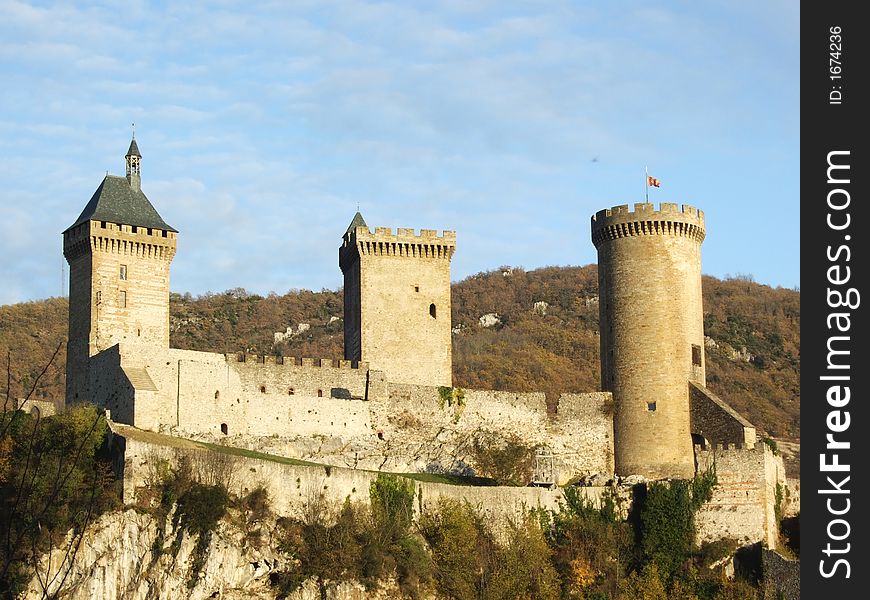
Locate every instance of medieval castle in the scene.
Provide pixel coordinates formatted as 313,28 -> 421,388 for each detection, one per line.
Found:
61,138 -> 791,548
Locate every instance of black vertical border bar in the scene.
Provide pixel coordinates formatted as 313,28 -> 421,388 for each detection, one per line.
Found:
802,2 -> 869,598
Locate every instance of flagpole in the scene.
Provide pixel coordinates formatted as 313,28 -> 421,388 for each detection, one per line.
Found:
645,166 -> 649,203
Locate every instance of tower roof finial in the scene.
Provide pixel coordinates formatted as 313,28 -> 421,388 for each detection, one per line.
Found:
126,132 -> 141,158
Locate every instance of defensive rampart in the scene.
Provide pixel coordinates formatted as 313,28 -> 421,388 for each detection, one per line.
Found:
90,344 -> 614,482
369,385 -> 614,482
694,442 -> 785,549
110,422 -> 608,533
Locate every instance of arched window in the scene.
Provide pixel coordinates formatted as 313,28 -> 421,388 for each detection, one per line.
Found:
260,385 -> 266,394
429,303 -> 437,319
317,389 -> 323,397
220,423 -> 228,435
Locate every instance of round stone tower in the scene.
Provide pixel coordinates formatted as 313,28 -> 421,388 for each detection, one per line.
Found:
591,202 -> 706,479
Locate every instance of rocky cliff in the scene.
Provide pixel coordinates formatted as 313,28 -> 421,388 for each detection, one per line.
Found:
22,508 -> 397,600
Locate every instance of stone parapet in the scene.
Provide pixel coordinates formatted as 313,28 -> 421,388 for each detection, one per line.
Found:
591,202 -> 705,247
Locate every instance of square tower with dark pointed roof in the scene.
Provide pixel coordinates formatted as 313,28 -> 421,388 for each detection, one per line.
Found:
63,137 -> 177,402
339,212 -> 455,387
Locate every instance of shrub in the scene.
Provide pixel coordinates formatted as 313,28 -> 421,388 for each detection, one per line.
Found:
470,431 -> 534,486
419,498 -> 488,599
486,516 -> 560,600
635,469 -> 717,581
536,486 -> 633,598
370,474 -> 415,540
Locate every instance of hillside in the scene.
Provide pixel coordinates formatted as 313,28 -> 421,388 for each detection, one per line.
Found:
0,266 -> 799,440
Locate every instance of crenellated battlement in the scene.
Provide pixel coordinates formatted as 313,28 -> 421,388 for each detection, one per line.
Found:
63,219 -> 177,262
693,442 -> 756,454
340,225 -> 456,264
230,353 -> 369,371
358,226 -> 456,242
591,202 -> 705,247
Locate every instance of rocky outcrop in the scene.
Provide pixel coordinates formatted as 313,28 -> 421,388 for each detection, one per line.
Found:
23,509 -> 424,600
24,509 -> 285,600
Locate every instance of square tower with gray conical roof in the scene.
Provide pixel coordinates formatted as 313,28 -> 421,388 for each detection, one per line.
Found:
339,212 -> 455,387
63,137 -> 177,402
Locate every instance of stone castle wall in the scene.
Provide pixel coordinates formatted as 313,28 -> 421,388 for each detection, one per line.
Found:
112,423 -> 610,533
95,344 -> 382,438
341,226 -> 455,388
694,442 -> 785,548
112,424 -> 778,552
689,382 -> 757,446
369,385 -> 613,481
92,344 -> 613,482
593,202 -> 706,480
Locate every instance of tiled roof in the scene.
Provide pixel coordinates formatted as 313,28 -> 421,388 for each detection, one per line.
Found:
64,175 -> 176,233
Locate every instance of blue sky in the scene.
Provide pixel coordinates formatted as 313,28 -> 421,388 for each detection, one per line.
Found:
0,1 -> 798,305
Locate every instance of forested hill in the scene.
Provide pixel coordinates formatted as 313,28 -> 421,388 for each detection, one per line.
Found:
0,265 -> 799,440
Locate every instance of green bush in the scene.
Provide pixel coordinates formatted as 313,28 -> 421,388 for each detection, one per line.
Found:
370,473 -> 415,539
636,469 -> 717,581
273,479 -> 431,598
536,486 -> 633,598
419,498 -> 488,599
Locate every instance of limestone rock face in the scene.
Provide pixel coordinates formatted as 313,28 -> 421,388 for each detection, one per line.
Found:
24,509 -> 283,600
478,313 -> 501,328
24,509 -> 415,600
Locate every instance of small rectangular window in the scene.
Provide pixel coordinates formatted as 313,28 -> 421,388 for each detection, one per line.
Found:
119,290 -> 127,308
119,264 -> 127,280
131,226 -> 138,233
96,291 -> 102,304
647,402 -> 657,412
692,344 -> 702,366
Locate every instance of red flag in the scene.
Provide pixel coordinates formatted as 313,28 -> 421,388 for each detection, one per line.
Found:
647,175 -> 661,188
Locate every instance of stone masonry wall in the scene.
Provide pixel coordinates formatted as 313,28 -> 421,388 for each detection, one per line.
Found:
694,442 -> 785,548
689,382 -> 757,446
112,423 -> 774,551
92,344 -> 613,482
100,344 -> 383,439
369,385 -> 614,482
761,549 -> 800,600
113,423 -> 608,534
